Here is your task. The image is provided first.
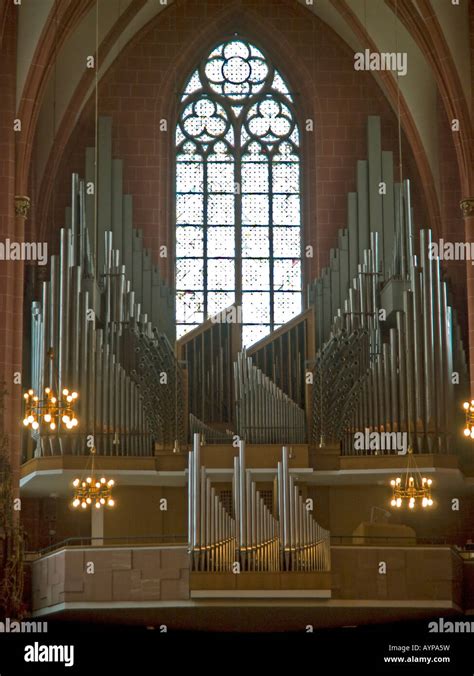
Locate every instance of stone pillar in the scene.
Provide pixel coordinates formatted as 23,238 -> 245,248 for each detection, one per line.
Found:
91,507 -> 104,546
0,4 -> 23,494
461,198 -> 474,395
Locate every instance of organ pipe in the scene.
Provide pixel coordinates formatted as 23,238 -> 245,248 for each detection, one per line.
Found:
309,116 -> 468,454
28,117 -> 182,456
234,349 -> 306,444
188,436 -> 330,572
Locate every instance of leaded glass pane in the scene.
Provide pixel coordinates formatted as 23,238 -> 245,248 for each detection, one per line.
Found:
273,292 -> 301,324
273,195 -> 300,225
246,99 -> 293,144
274,259 -> 301,291
242,195 -> 268,225
208,162 -> 234,192
271,72 -> 291,99
207,259 -> 235,290
273,227 -> 301,258
207,292 -> 235,317
181,98 -> 228,142
205,41 -> 268,101
242,139 -> 266,159
242,292 -> 270,323
184,71 -> 202,96
176,291 -> 204,323
176,194 -> 203,225
290,127 -> 299,145
176,226 -> 203,257
272,163 -> 299,193
242,227 -> 269,258
242,259 -> 270,290
242,162 -> 268,193
176,39 -> 302,345
242,324 -> 270,348
209,140 -> 234,159
176,260 -> 203,290
177,140 -> 202,159
176,128 -> 185,146
274,141 -> 298,161
176,162 -> 203,193
207,227 -> 235,257
208,194 -> 235,225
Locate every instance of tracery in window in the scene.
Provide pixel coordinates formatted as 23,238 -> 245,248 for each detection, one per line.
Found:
176,39 -> 302,346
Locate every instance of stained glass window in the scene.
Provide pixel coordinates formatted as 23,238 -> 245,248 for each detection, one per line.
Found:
175,39 -> 302,344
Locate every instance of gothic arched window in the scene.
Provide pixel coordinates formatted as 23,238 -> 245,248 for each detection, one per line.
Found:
175,39 -> 302,346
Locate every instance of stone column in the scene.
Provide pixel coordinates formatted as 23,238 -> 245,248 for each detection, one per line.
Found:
91,507 -> 104,546
0,5 -> 23,494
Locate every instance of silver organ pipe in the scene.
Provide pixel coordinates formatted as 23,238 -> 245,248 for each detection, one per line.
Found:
28,117 -> 182,457
188,433 -> 236,571
234,349 -> 306,444
188,437 -> 330,572
309,116 -> 468,454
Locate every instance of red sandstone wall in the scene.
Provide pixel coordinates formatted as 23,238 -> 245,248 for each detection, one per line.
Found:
0,3 -> 23,484
436,91 -> 468,345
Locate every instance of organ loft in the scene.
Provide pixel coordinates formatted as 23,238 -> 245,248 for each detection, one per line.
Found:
0,0 -> 473,635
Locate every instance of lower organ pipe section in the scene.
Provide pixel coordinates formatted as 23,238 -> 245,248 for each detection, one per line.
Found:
188,435 -> 330,572
188,434 -> 237,572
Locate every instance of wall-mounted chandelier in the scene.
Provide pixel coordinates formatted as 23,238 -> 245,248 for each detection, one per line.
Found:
390,448 -> 433,509
462,400 -> 474,438
72,447 -> 115,510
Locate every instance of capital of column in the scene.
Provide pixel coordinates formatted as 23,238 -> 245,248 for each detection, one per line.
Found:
14,195 -> 31,219
459,198 -> 474,218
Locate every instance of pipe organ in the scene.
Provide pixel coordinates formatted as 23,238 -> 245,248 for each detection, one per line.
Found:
188,434 -> 330,572
28,114 -> 468,459
189,413 -> 234,444
177,315 -> 240,426
29,117 -> 183,456
247,308 -> 315,410
234,350 -> 306,443
309,116 -> 468,454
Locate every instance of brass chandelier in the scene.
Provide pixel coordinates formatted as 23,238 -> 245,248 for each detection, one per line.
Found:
462,400 -> 474,439
23,387 -> 78,432
23,350 -> 78,432
390,448 -> 433,509
72,447 -> 115,510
